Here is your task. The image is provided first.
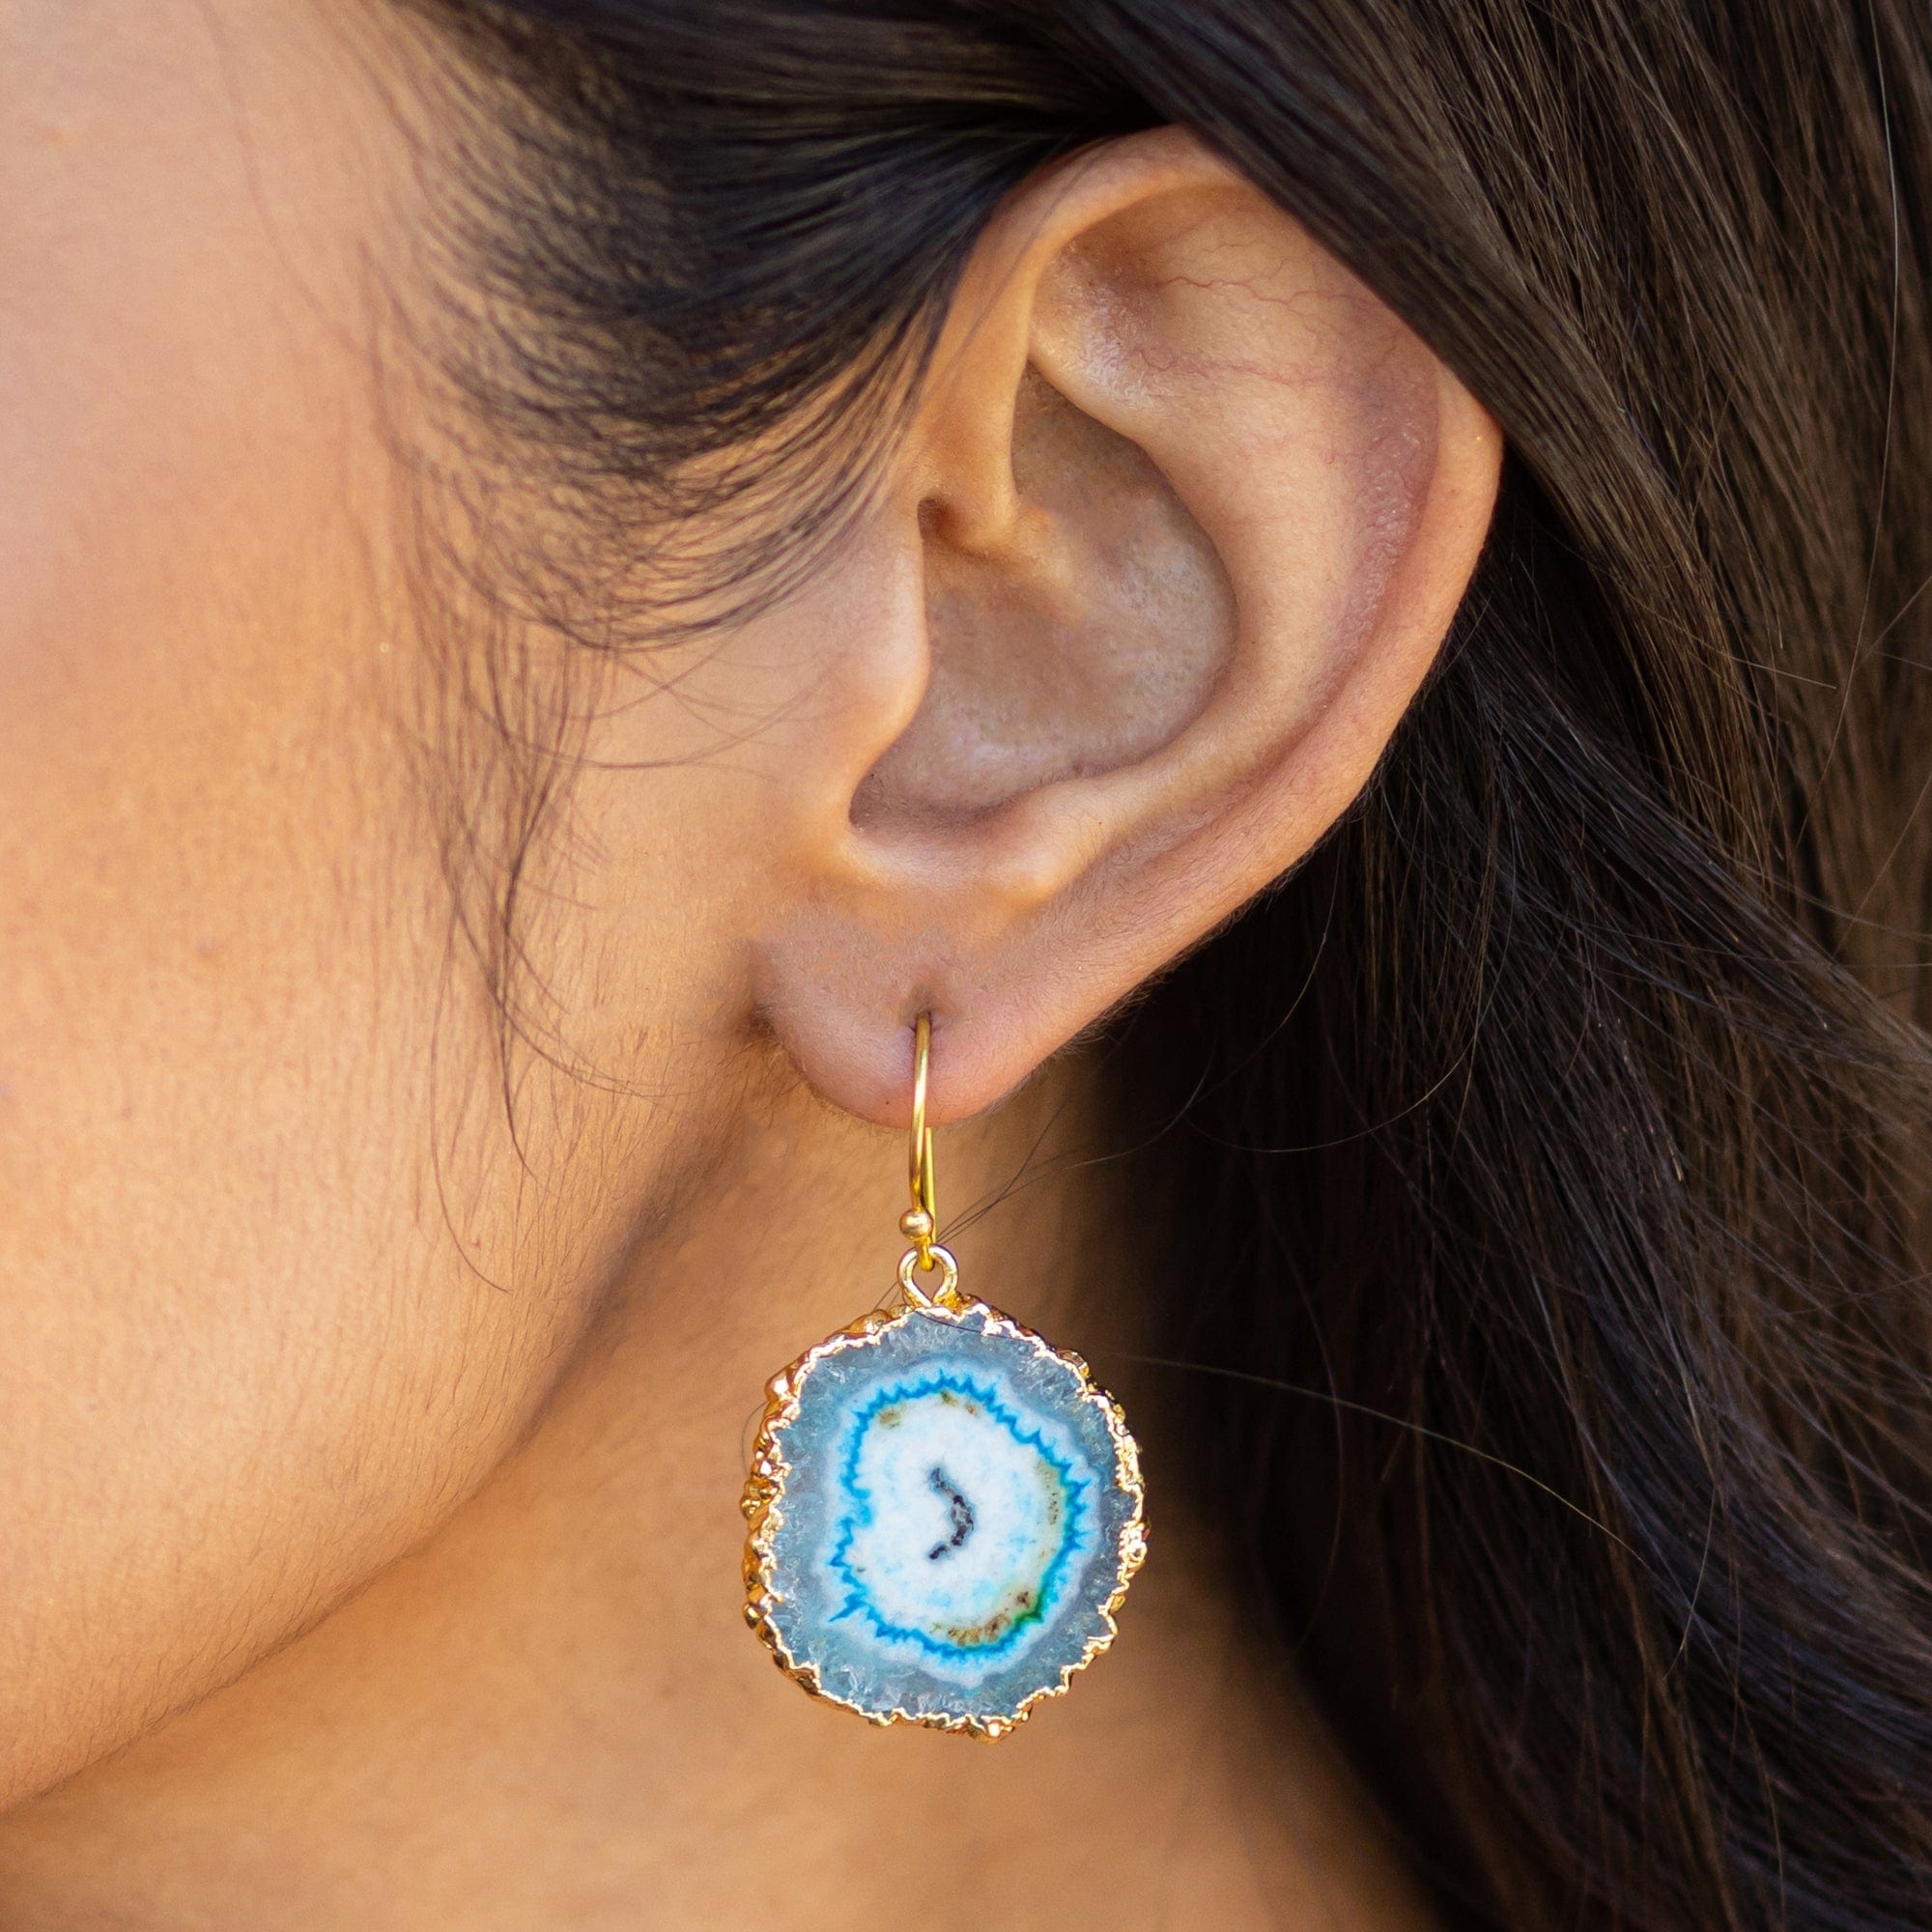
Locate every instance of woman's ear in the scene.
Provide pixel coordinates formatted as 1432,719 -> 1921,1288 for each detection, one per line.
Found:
750,128 -> 1501,1123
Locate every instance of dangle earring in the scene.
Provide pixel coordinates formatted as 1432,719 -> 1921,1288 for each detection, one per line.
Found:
742,1013 -> 1148,1738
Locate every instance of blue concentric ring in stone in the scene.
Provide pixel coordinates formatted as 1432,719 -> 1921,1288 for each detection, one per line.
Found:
756,1302 -> 1140,1729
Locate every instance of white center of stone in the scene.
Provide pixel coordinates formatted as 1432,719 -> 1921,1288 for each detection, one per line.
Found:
829,1369 -> 1097,1667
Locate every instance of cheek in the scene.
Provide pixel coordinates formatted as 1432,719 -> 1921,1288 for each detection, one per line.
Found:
0,619 -> 731,1812
0,8 -> 668,1808
0,366 -> 589,1805
0,2 -> 772,1812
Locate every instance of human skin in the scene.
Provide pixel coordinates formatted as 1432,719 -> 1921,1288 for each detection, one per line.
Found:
0,3 -> 1500,1924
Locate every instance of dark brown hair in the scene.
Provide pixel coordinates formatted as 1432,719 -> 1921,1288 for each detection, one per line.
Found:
407,2 -> 1932,1923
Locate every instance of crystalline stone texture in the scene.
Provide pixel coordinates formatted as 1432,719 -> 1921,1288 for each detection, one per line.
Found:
760,1304 -> 1139,1729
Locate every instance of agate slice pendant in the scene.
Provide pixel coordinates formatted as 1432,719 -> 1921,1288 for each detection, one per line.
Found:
740,1019 -> 1147,1738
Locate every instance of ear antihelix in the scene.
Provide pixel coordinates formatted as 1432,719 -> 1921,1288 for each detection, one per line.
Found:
741,1012 -> 1147,1738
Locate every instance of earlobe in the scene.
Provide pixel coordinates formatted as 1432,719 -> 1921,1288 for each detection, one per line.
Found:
753,130 -> 1501,1127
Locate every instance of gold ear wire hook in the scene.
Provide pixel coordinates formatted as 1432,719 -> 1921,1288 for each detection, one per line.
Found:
901,1013 -> 938,1271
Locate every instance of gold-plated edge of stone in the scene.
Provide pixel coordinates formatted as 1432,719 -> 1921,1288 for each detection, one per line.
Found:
741,1291 -> 1149,1742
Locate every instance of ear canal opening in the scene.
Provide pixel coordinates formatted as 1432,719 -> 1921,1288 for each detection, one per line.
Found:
853,367 -> 1236,833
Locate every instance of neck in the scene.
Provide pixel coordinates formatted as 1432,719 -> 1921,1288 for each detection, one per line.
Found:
0,1055 -> 1431,1930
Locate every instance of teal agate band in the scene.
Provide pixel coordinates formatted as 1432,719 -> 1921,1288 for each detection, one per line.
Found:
751,1300 -> 1143,1732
